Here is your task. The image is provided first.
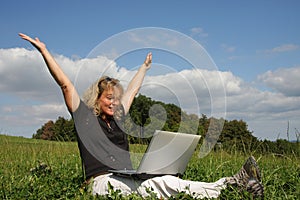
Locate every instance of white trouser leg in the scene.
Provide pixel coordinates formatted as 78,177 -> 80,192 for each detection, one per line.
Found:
92,174 -> 227,199
92,173 -> 142,196
137,175 -> 227,199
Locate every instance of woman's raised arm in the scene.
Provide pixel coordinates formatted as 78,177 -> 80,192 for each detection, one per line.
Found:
121,52 -> 152,115
19,33 -> 80,112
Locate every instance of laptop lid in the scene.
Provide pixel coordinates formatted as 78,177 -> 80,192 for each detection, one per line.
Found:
136,130 -> 201,175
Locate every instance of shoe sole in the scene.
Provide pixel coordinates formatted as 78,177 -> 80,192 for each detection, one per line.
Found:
243,156 -> 262,182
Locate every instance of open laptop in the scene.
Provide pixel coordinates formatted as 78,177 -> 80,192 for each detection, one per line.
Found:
109,130 -> 201,179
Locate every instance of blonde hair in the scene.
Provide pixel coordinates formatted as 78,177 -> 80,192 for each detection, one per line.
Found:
82,76 -> 124,119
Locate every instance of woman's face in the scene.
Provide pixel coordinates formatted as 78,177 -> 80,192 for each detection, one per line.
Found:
98,87 -> 122,117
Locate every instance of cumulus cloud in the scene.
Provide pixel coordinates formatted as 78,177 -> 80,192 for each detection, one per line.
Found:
0,48 -> 299,140
2,103 -> 67,126
0,48 -> 54,95
0,48 -> 121,100
258,66 -> 300,97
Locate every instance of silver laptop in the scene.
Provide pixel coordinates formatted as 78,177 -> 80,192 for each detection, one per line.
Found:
109,130 -> 201,179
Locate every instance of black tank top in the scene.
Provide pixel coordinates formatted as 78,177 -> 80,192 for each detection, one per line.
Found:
72,100 -> 132,180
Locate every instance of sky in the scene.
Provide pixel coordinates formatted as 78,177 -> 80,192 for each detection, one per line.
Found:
0,0 -> 299,141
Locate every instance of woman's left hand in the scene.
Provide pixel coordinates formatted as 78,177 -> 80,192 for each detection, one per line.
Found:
144,52 -> 152,69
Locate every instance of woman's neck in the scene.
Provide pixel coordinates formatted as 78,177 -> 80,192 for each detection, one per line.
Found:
101,115 -> 113,128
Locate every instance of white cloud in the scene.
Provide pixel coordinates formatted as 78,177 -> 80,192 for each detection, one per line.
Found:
0,48 -> 120,100
264,44 -> 299,53
258,66 -> 300,96
0,48 -> 299,141
0,48 -> 69,103
220,44 -> 236,53
1,102 -> 69,136
190,27 -> 208,38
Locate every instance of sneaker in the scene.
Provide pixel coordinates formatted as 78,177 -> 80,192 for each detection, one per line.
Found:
243,156 -> 262,182
226,156 -> 264,197
247,178 -> 264,198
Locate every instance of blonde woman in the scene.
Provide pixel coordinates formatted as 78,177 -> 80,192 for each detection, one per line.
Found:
19,33 -> 263,199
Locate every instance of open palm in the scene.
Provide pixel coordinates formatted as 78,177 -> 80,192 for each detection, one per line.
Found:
19,33 -> 46,52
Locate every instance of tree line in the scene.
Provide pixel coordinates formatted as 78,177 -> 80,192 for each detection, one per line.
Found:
33,94 -> 299,156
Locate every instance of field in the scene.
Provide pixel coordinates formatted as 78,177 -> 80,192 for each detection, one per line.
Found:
0,135 -> 299,199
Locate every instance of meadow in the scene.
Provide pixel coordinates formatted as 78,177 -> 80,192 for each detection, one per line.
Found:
0,134 -> 299,199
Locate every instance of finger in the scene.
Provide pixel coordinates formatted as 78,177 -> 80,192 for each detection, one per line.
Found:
18,33 -> 27,39
19,33 -> 32,42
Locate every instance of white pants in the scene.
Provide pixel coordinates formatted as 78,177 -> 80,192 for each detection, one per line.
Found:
92,173 -> 227,199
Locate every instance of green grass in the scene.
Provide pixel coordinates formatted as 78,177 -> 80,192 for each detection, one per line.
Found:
0,135 -> 299,199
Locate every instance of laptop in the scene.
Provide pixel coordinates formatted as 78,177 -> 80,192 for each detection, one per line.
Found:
109,130 -> 201,179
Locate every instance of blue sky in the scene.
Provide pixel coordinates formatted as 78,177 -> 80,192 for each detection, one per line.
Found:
2,0 -> 299,80
1,0 -> 299,141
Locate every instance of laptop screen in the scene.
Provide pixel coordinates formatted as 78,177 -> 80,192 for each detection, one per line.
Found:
137,130 -> 201,175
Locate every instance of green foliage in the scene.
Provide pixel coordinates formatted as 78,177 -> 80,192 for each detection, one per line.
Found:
0,135 -> 84,199
258,139 -> 300,156
33,116 -> 77,141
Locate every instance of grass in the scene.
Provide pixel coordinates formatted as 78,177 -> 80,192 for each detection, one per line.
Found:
0,134 -> 299,199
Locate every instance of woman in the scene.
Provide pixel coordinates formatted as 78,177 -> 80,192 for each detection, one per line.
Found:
19,33 -> 263,199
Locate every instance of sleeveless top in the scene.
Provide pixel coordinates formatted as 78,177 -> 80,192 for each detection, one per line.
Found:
71,100 -> 132,180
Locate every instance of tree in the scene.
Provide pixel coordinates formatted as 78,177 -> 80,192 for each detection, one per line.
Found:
33,117 -> 76,141
32,94 -> 298,157
52,117 -> 77,141
33,120 -> 55,140
219,119 -> 259,152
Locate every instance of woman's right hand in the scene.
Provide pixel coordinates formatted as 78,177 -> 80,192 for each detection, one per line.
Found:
19,33 -> 46,53
18,32 -> 80,112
